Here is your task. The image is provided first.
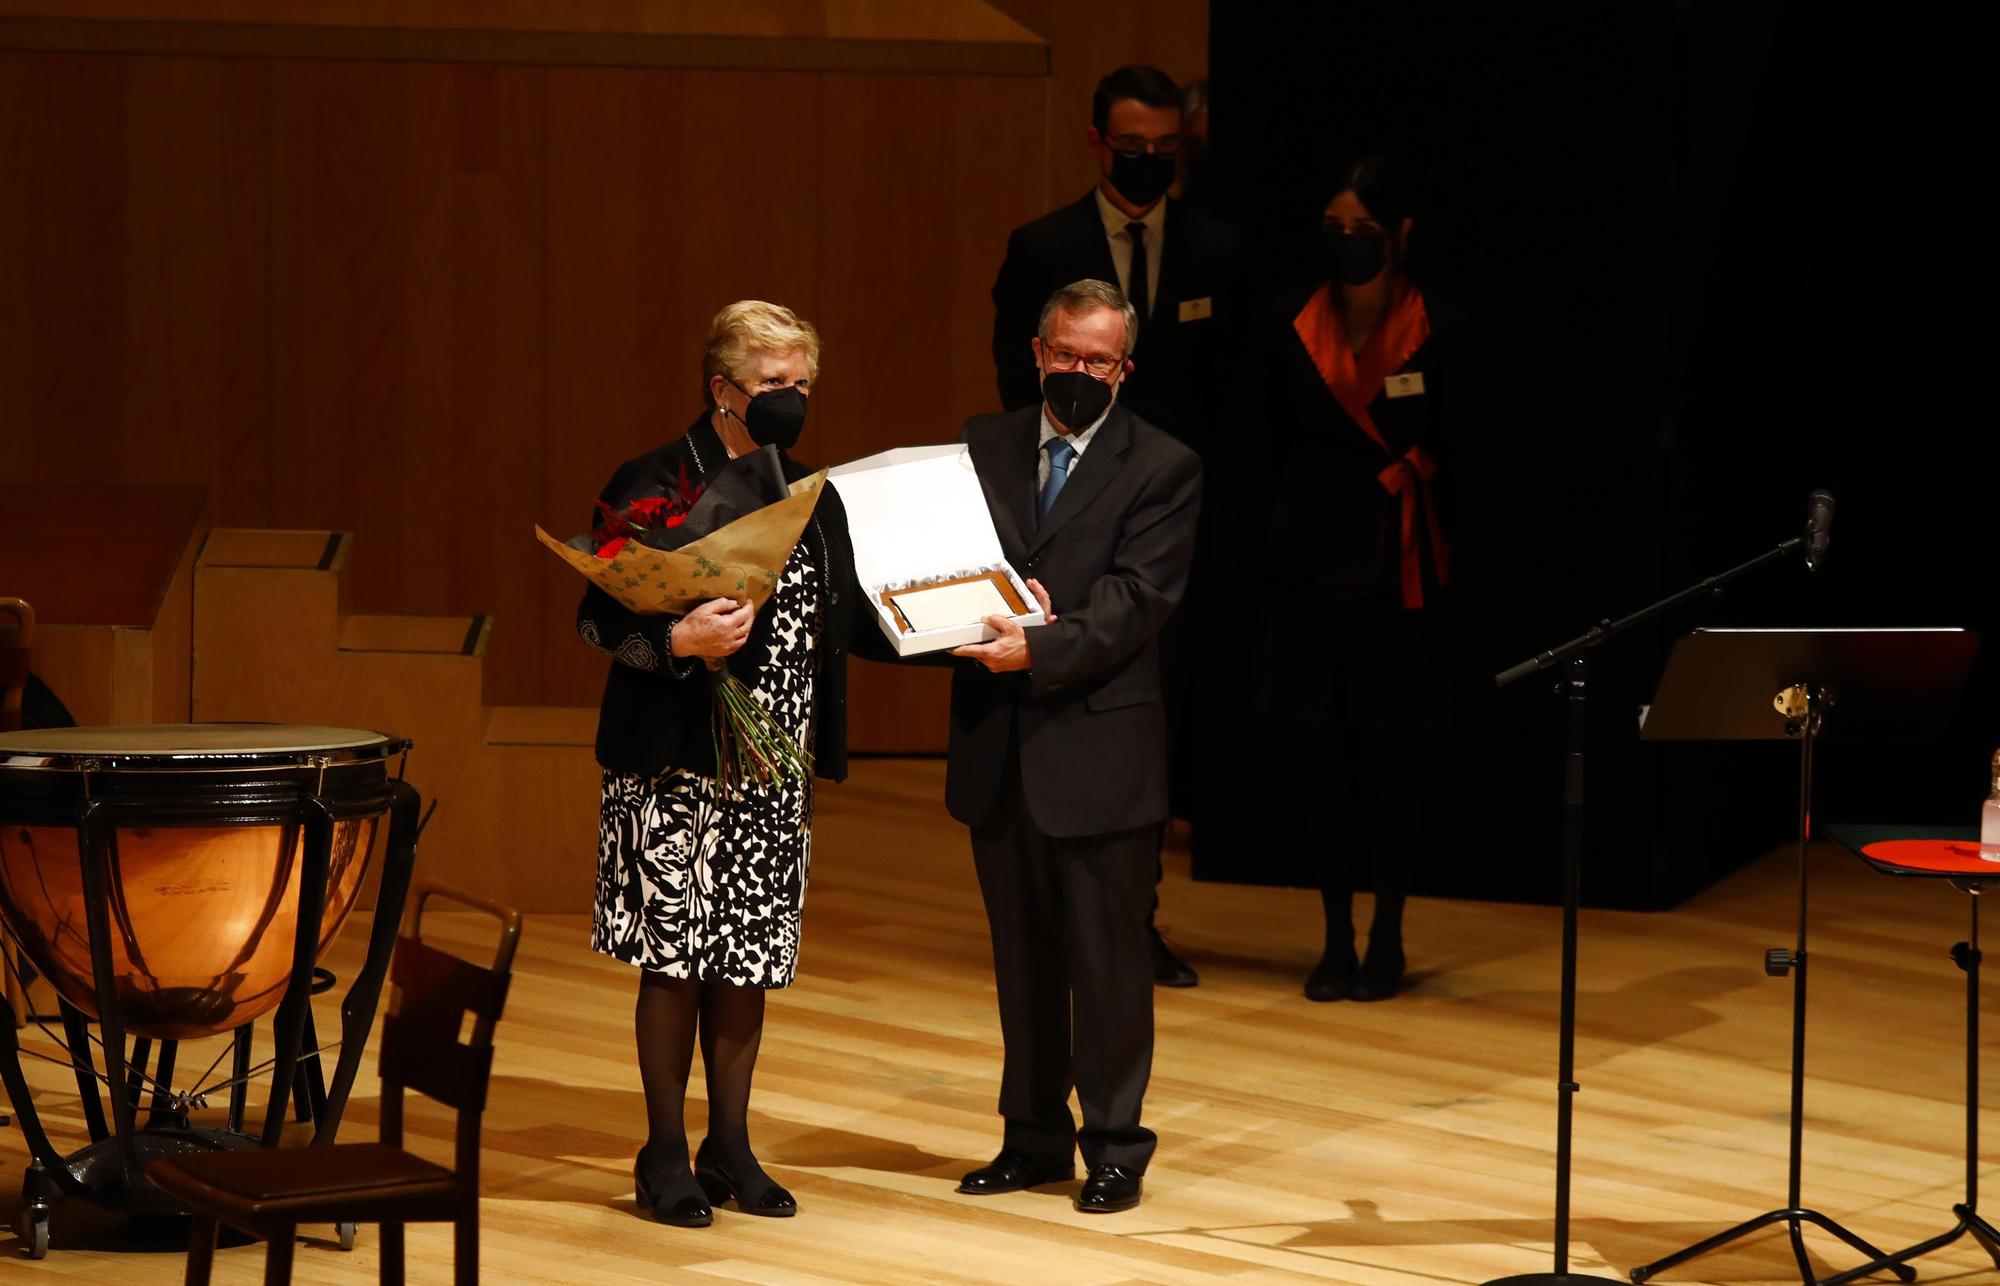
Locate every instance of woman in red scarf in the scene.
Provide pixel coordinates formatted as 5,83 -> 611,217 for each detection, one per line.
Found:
1245,156 -> 1457,1003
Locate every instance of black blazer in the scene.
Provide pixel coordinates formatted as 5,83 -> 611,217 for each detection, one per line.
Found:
946,403 -> 1203,837
1243,284 -> 1462,597
577,415 -> 877,782
990,191 -> 1238,455
1216,285 -> 1464,733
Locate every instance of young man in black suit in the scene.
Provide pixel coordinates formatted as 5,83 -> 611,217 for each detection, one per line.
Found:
989,64 -> 1235,987
989,64 -> 1237,455
948,280 -> 1202,1214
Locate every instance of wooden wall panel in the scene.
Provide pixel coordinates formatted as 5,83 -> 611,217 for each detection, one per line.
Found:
813,72 -> 1048,749
267,60 -> 545,705
0,52 -> 130,483
0,53 -> 268,515
541,67 -> 822,708
0,2 -> 1049,74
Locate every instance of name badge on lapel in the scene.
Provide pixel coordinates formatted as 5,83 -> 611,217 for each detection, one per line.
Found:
1384,372 -> 1426,399
1177,296 -> 1214,323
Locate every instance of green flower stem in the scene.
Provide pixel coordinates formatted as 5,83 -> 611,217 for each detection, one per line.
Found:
704,664 -> 813,791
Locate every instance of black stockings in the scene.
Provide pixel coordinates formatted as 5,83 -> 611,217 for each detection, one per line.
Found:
635,972 -> 767,1164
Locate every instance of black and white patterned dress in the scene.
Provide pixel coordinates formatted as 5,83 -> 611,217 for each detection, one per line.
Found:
591,542 -> 821,988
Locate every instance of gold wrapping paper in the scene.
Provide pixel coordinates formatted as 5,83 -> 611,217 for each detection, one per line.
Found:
536,470 -> 827,615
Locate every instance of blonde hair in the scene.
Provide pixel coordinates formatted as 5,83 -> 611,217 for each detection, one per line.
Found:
702,300 -> 822,405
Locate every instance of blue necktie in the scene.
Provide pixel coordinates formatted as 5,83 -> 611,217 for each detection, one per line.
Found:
1039,437 -> 1076,522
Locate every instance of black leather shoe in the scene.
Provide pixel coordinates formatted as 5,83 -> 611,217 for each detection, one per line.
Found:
1149,924 -> 1199,987
635,1144 -> 713,1227
1074,1164 -> 1143,1213
1304,943 -> 1357,1002
1350,940 -> 1405,1002
956,1148 -> 1075,1195
694,1139 -> 797,1216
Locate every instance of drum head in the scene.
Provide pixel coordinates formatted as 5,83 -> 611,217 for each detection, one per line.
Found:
0,723 -> 405,770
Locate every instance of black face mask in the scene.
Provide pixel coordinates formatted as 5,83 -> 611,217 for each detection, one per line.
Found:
727,382 -> 808,450
1324,229 -> 1389,286
1109,149 -> 1175,208
1042,369 -> 1116,432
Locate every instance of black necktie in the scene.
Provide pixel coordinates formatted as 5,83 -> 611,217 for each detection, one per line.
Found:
1125,221 -> 1150,322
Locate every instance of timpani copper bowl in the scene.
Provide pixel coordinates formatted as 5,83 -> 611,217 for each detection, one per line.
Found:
0,723 -> 423,1258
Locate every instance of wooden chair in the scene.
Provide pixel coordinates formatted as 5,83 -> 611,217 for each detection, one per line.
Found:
148,878 -> 523,1285
0,596 -> 34,1032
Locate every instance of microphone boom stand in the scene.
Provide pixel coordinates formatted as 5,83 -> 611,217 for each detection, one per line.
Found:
1484,532 -> 1813,1286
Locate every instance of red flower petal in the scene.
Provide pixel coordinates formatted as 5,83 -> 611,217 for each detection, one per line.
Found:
595,536 -> 628,559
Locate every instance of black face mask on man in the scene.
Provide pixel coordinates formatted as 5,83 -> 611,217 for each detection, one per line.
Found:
1042,369 -> 1117,432
1323,229 -> 1390,287
1109,148 -> 1175,208
725,381 -> 809,450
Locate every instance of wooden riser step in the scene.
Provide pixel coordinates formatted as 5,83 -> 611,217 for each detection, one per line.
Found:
193,529 -> 599,911
339,613 -> 489,657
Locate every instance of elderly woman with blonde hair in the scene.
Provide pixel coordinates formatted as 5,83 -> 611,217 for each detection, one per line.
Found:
577,300 -> 873,1227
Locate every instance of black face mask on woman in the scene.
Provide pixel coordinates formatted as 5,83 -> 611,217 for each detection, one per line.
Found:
726,382 -> 809,450
1042,369 -> 1116,432
1324,228 -> 1390,286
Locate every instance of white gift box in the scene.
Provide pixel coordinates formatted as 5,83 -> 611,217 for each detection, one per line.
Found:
829,444 -> 1044,656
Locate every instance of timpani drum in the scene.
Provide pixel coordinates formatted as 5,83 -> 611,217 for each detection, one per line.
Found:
0,723 -> 423,1256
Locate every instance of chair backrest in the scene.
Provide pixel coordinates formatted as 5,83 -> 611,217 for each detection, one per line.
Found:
375,878 -> 522,1174
0,597 -> 33,733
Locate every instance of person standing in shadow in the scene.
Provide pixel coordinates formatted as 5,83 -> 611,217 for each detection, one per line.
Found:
1243,156 -> 1461,1003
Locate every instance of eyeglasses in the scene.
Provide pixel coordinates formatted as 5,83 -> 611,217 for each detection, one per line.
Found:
1045,348 -> 1122,378
1106,134 -> 1180,158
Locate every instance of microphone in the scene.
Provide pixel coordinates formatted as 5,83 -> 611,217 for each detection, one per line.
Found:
1804,489 -> 1835,571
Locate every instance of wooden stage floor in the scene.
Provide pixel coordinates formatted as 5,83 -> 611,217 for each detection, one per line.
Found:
4,759 -> 1995,1283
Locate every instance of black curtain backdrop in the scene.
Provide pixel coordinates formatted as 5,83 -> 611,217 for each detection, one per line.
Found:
1202,2 -> 1990,907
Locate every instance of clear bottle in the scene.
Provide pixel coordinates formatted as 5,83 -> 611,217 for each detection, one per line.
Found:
1984,748 -> 2000,861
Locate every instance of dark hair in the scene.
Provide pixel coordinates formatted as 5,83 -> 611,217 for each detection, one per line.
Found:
1092,65 -> 1181,133
1325,154 -> 1410,232
1179,79 -> 1210,118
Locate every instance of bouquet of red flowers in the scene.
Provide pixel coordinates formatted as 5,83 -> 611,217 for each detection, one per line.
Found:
589,462 -> 704,560
538,447 -> 828,789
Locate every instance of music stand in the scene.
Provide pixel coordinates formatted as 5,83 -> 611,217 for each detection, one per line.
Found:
1488,521 -> 1821,1286
1629,627 -> 1978,1286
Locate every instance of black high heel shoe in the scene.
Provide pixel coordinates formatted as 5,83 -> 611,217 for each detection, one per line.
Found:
1350,938 -> 1406,1002
1304,942 -> 1357,1002
695,1139 -> 797,1217
635,1143 -> 713,1227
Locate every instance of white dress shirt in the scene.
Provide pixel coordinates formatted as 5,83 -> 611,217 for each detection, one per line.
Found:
1037,404 -> 1109,491
1094,187 -> 1166,322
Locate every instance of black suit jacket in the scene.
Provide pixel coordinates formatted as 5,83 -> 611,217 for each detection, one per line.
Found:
578,415 -> 882,782
946,403 -> 1203,838
990,191 -> 1238,454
